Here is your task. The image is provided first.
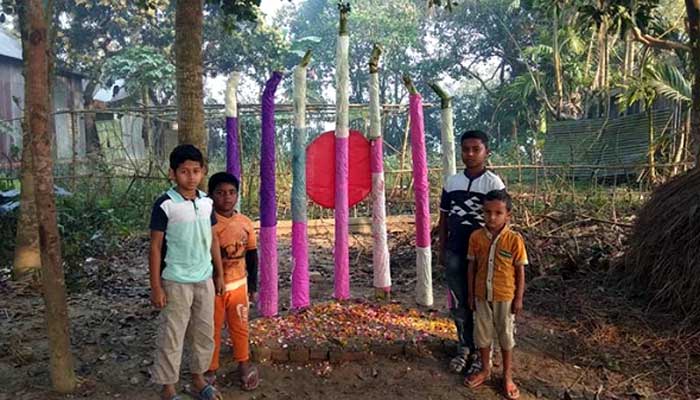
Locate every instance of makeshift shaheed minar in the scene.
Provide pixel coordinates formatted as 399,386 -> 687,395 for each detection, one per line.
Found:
252,2 -> 435,314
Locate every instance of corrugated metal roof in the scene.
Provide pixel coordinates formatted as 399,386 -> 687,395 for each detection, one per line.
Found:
0,28 -> 22,60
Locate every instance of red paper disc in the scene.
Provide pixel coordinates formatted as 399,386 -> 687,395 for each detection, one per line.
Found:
306,130 -> 371,208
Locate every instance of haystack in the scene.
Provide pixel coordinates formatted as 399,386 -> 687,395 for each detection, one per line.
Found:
625,169 -> 700,319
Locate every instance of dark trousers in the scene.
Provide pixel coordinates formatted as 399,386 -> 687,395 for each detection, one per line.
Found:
445,249 -> 475,353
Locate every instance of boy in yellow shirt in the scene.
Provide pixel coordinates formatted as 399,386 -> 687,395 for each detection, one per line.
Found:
465,190 -> 527,400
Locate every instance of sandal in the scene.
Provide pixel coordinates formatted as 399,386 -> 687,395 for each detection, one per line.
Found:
464,370 -> 490,389
185,383 -> 223,400
504,380 -> 520,400
240,363 -> 260,391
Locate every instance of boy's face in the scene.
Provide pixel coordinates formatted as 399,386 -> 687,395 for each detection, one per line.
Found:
169,160 -> 204,192
483,199 -> 511,231
211,182 -> 238,214
461,138 -> 488,170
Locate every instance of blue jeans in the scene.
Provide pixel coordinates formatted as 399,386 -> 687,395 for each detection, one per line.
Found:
445,249 -> 475,353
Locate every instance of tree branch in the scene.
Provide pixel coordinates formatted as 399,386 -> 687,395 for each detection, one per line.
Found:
632,26 -> 690,52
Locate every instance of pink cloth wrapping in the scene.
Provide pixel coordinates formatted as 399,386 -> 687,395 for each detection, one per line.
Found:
259,226 -> 278,317
371,138 -> 383,173
334,136 -> 350,300
371,138 -> 390,291
291,221 -> 310,309
410,94 -> 431,248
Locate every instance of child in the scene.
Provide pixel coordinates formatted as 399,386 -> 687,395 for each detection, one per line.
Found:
438,130 -> 505,374
149,144 -> 225,400
205,172 -> 260,391
465,189 -> 527,400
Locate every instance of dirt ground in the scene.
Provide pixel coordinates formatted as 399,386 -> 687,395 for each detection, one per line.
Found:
1,225 -> 698,400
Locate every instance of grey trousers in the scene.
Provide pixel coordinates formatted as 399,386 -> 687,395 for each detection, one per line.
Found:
445,249 -> 475,353
150,279 -> 215,385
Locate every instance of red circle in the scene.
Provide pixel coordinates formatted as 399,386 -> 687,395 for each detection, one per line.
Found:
306,130 -> 371,208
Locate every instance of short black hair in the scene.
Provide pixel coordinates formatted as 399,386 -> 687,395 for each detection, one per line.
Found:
208,172 -> 240,194
460,130 -> 489,148
485,189 -> 512,211
170,144 -> 204,170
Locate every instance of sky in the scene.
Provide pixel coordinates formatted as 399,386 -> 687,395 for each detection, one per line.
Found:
204,0 -> 297,103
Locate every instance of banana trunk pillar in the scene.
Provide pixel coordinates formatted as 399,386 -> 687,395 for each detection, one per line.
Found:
334,8 -> 350,300
259,71 -> 283,317
369,45 -> 391,298
405,75 -> 433,307
291,51 -> 312,310
429,81 -> 455,308
225,72 -> 241,210
429,82 -> 456,184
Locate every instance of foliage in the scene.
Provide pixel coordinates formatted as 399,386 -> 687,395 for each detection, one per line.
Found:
103,45 -> 176,103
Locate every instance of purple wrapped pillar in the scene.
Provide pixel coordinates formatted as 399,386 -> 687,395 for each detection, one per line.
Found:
259,71 -> 283,317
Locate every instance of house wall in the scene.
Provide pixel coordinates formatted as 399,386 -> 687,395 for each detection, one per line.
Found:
0,56 -> 86,163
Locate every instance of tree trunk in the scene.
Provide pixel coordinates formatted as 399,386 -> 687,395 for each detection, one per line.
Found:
622,30 -> 633,84
142,86 -> 151,151
648,109 -> 656,182
175,0 -> 206,159
686,0 -> 700,166
13,12 -> 41,280
584,28 -> 596,87
24,0 -> 76,393
553,4 -> 563,119
13,112 -> 41,279
596,19 -> 609,92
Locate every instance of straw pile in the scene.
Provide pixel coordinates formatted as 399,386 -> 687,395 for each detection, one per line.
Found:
625,169 -> 700,319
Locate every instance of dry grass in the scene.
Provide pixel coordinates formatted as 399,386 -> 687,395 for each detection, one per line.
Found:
625,168 -> 700,320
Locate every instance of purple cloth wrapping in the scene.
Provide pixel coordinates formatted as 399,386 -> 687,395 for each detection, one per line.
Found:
409,93 -> 431,248
334,136 -> 350,300
258,226 -> 278,317
225,116 -> 241,179
291,221 -> 310,309
260,71 -> 283,228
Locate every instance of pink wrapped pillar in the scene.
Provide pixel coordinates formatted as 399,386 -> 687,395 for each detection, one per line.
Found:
406,79 -> 433,307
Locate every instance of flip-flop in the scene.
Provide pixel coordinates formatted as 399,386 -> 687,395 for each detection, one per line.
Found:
240,364 -> 260,391
464,371 -> 490,389
184,383 -> 223,400
504,381 -> 521,400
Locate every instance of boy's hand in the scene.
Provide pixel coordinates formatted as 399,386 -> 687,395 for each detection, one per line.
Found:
511,298 -> 523,316
214,276 -> 225,296
151,285 -> 167,309
468,295 -> 476,311
249,291 -> 257,305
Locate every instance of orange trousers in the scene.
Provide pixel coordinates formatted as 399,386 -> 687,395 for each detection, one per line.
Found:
209,279 -> 249,372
